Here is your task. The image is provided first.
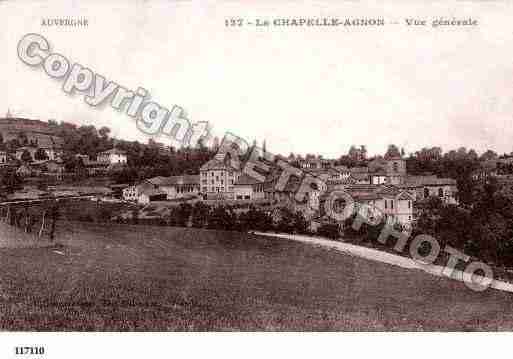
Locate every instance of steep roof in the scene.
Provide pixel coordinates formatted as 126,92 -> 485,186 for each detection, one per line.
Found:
321,184 -> 412,202
402,175 -> 457,187
148,175 -> 200,186
200,158 -> 235,171
138,187 -> 166,197
334,165 -> 349,172
100,148 -> 126,155
235,173 -> 263,186
349,172 -> 370,181
305,168 -> 339,177
34,135 -> 64,149
349,166 -> 369,173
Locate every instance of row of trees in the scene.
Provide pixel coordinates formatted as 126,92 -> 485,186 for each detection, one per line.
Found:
162,204 -> 308,234
413,180 -> 513,266
49,122 -> 215,183
116,203 -> 346,238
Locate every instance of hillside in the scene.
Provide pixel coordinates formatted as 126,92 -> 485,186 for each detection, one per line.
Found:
1,221 -> 512,330
0,117 -> 62,145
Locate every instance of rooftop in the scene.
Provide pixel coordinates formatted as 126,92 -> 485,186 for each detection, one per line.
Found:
235,173 -> 263,186
402,175 -> 457,187
148,175 -> 200,186
100,148 -> 127,155
200,158 -> 237,171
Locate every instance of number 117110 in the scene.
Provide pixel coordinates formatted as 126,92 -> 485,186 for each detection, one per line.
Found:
15,347 -> 45,355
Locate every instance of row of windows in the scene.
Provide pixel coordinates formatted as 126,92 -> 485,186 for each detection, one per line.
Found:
201,186 -> 235,193
201,179 -> 235,185
236,195 -> 251,200
202,171 -> 235,177
384,200 -> 412,210
176,186 -> 198,193
384,200 -> 394,209
424,188 -> 448,198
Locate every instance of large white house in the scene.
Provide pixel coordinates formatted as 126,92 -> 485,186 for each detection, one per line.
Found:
199,154 -> 241,200
98,149 -> 127,164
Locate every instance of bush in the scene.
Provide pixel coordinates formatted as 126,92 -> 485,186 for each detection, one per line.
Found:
208,205 -> 236,230
191,202 -> 210,228
317,223 -> 341,240
238,206 -> 273,232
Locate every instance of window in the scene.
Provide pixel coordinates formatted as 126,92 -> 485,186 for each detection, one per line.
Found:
229,171 -> 233,176
385,200 -> 387,209
393,162 -> 398,172
438,188 -> 444,197
424,188 -> 429,198
216,187 -> 220,192
202,187 -> 207,192
408,201 -> 411,209
236,195 -> 243,200
221,180 -> 224,185
244,195 -> 250,200
391,200 -> 394,209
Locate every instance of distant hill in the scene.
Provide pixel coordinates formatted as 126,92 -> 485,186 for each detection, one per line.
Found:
0,117 -> 63,148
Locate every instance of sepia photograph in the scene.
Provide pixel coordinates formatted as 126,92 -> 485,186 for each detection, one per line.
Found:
2,0 -> 513,354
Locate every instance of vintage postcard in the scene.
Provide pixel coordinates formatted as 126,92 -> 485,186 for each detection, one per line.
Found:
1,0 -> 513,357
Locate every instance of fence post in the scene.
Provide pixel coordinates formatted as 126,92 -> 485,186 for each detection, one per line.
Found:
39,210 -> 46,238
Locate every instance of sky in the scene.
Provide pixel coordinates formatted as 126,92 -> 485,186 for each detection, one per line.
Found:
2,0 -> 513,158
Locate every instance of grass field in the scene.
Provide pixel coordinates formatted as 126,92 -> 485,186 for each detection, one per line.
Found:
0,221 -> 513,331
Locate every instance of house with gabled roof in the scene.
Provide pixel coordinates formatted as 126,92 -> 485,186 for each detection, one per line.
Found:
147,175 -> 200,200
317,184 -> 415,227
234,173 -> 265,201
98,148 -> 127,164
399,175 -> 457,204
199,154 -> 242,200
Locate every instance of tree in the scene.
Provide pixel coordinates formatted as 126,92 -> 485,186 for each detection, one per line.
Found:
191,202 -> 210,228
276,207 -> 296,233
20,149 -> 32,162
293,211 -> 309,234
17,132 -> 28,146
317,223 -> 340,240
99,126 -> 111,139
384,144 -> 401,159
348,145 -> 366,162
34,148 -> 49,161
208,205 -> 235,230
0,169 -> 22,193
467,149 -> 478,161
480,149 -> 498,161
